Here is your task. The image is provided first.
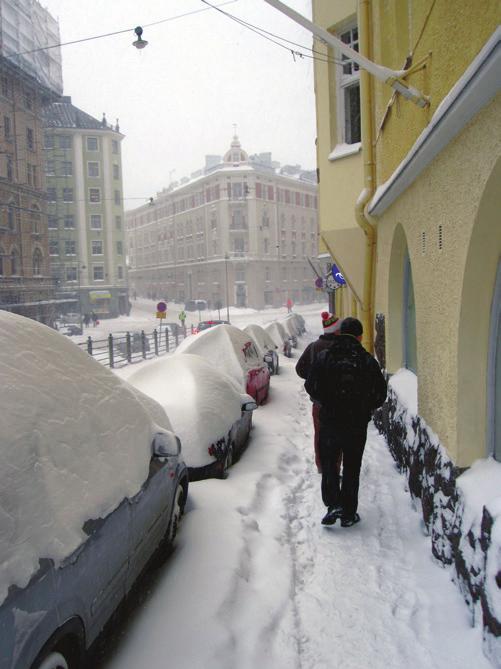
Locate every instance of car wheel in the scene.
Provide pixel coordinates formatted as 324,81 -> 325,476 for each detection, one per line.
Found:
166,484 -> 183,545
34,652 -> 69,669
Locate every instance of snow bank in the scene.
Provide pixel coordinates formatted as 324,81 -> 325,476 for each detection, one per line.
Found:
175,324 -> 263,391
388,368 -> 418,413
0,311 -> 171,605
126,354 -> 245,467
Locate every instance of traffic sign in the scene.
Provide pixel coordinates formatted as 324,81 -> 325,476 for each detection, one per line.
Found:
156,301 -> 167,312
156,311 -> 166,319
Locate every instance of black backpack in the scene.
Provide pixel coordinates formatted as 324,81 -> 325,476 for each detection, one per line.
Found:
305,345 -> 367,409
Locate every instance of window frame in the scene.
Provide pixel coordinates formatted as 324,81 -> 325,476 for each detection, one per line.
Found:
334,21 -> 361,148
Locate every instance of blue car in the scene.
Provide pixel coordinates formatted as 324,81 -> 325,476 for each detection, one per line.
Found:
0,312 -> 189,669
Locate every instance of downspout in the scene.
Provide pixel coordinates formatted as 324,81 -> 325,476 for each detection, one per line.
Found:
355,0 -> 377,354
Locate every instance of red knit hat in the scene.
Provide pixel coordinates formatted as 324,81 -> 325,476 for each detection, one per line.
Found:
321,311 -> 340,334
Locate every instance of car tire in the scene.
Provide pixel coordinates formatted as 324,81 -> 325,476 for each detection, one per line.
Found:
33,651 -> 69,669
166,484 -> 183,545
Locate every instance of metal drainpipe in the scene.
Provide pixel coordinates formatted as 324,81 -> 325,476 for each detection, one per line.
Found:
355,0 -> 377,354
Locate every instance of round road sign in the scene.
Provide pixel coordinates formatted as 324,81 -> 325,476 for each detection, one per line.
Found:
156,301 -> 167,312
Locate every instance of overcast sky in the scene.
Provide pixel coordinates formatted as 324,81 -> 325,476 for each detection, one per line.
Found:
40,0 -> 317,210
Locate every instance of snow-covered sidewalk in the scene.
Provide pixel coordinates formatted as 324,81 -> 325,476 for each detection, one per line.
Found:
106,345 -> 489,669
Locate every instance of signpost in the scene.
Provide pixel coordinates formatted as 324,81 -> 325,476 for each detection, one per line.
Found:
156,301 -> 167,340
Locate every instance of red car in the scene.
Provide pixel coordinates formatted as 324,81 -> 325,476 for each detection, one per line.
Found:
176,323 -> 271,405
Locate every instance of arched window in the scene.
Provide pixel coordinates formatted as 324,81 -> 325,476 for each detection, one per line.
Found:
7,203 -> 15,230
32,248 -> 43,276
10,248 -> 19,275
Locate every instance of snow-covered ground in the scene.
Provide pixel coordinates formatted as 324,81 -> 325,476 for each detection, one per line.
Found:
94,301 -> 490,669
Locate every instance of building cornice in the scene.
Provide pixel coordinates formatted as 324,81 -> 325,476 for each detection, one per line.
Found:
368,26 -> 501,217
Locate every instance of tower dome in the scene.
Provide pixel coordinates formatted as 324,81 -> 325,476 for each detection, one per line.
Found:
223,134 -> 248,165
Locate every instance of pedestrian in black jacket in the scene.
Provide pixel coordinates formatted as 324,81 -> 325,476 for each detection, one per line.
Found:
304,317 -> 387,527
295,312 -> 340,473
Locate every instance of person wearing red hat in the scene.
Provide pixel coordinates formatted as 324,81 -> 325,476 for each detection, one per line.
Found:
295,311 -> 341,473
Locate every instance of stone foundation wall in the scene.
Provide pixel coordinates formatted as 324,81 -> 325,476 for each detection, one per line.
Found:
373,385 -> 501,667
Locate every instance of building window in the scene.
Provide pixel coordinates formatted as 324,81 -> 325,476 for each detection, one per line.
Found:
89,188 -> 101,203
116,240 -> 123,255
61,161 -> 73,176
26,128 -> 34,151
48,215 -> 58,229
90,214 -> 102,229
59,135 -> 72,149
7,206 -> 15,230
66,266 -> 77,281
336,25 -> 361,145
115,215 -> 122,229
23,88 -> 34,110
117,265 -> 124,279
27,164 -> 37,187
93,265 -> 104,281
1,75 -> 11,98
65,240 -> 76,255
92,240 -> 103,255
6,156 -> 13,182
264,238 -> 269,254
88,161 -> 100,177
114,190 -> 121,205
86,136 -> 98,151
49,240 -> 59,255
11,249 -> 19,275
113,164 -> 120,179
32,248 -> 43,275
47,187 -> 56,202
3,116 -> 11,140
30,206 -> 41,233
112,140 -> 118,154
64,215 -> 75,229
44,133 -> 54,149
46,160 -> 55,175
63,188 -> 73,202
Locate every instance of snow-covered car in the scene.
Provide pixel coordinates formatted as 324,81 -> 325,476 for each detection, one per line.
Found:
0,311 -> 188,669
58,323 -> 83,336
264,321 -> 293,358
127,353 -> 258,481
196,319 -> 229,332
114,330 -> 151,359
244,323 -> 280,375
176,323 -> 271,405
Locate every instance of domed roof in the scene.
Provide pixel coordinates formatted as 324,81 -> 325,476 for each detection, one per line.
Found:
223,134 -> 248,165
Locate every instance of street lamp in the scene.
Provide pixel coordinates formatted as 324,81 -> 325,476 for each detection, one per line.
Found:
77,264 -> 86,331
224,253 -> 230,323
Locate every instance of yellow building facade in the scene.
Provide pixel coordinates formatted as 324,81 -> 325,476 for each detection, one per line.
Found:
313,0 -> 501,468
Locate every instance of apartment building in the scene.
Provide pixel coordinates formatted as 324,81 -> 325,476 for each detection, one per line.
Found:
0,0 -> 63,324
126,136 -> 318,310
43,97 -> 129,320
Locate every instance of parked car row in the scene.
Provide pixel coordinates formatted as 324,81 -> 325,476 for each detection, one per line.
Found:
0,310 -> 307,669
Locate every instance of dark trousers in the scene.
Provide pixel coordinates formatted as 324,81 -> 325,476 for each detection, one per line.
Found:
318,422 -> 368,517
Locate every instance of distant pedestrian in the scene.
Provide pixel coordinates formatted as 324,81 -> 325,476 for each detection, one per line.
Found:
83,313 -> 91,328
304,317 -> 387,527
91,311 -> 98,327
296,312 -> 341,473
178,309 -> 186,333
286,297 -> 293,313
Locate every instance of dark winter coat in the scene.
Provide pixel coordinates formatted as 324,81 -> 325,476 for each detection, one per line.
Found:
309,334 -> 387,429
295,333 -> 338,380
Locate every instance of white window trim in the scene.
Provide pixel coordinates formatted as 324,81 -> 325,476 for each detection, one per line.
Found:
87,161 -> 100,178
92,264 -> 105,281
86,136 -> 99,151
334,21 -> 360,149
89,187 -> 101,203
90,214 -> 102,230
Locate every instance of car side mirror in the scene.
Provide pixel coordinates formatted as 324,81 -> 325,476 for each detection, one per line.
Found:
153,432 -> 181,457
242,400 -> 258,412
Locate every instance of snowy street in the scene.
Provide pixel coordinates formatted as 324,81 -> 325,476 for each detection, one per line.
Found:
84,304 -> 490,669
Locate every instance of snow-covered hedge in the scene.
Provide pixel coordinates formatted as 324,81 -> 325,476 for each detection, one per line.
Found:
373,379 -> 501,668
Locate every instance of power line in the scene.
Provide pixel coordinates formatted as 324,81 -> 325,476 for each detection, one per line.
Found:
200,0 -> 344,67
7,0 -> 240,58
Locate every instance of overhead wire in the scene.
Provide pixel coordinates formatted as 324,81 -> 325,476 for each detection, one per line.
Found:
7,0 -> 240,58
199,0 -> 345,67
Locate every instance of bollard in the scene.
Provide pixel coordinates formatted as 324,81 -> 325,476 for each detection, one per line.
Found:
141,330 -> 147,359
87,336 -> 93,356
126,331 -> 132,362
108,333 -> 114,368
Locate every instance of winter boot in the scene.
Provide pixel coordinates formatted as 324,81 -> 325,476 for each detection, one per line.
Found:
341,513 -> 361,527
321,506 -> 342,526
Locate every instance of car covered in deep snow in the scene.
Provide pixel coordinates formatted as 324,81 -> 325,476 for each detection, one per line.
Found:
0,311 -> 188,669
264,321 -> 293,358
176,323 -> 271,405
126,353 -> 257,481
244,323 -> 280,375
